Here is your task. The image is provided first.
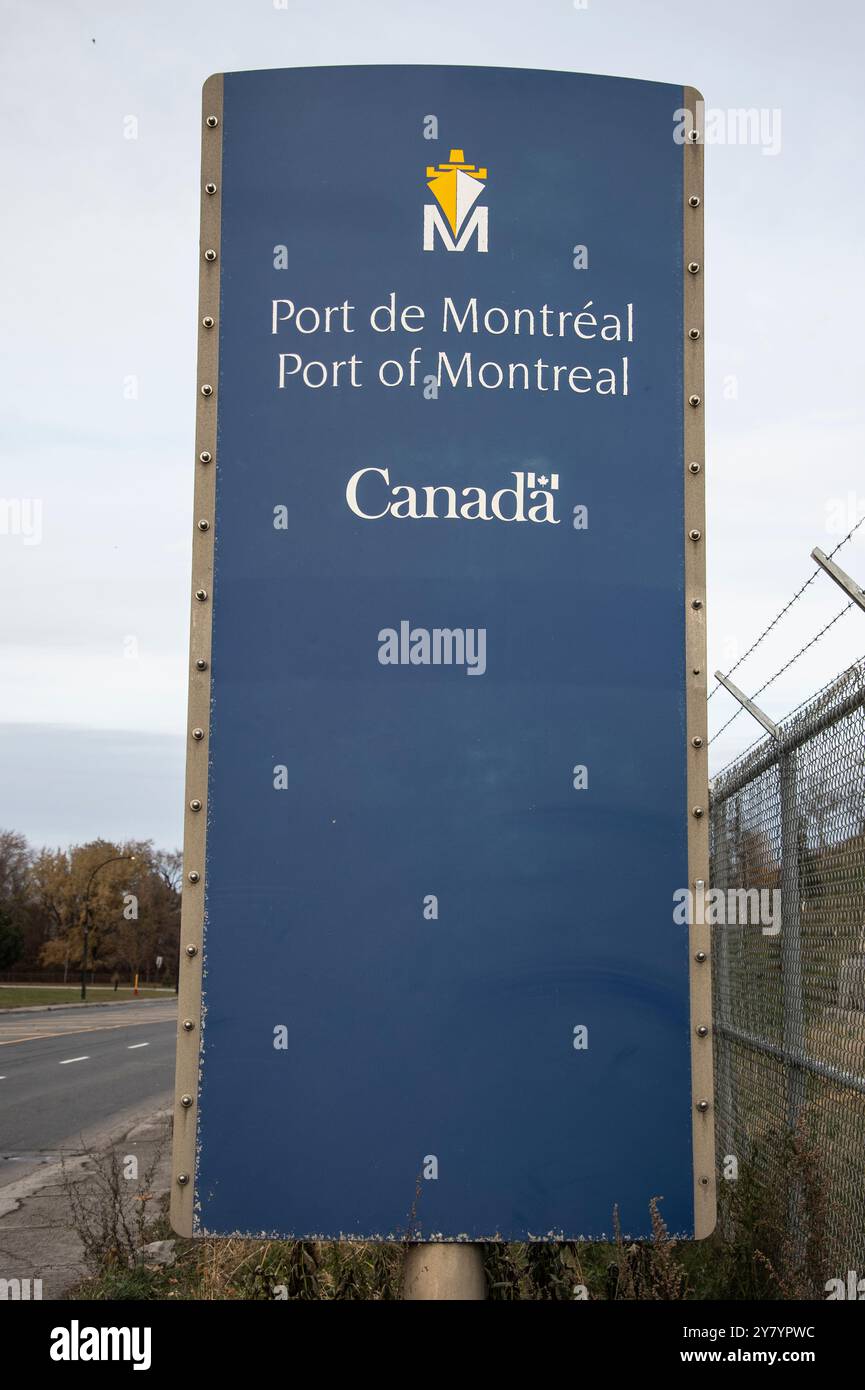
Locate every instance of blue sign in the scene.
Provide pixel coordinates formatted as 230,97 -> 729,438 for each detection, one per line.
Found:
174,66 -> 710,1241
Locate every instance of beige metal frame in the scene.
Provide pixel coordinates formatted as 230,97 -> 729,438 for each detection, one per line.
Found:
171,73 -> 716,1240
683,85 -> 716,1238
171,73 -> 224,1237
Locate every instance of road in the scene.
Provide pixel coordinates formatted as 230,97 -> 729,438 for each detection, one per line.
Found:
0,999 -> 177,1187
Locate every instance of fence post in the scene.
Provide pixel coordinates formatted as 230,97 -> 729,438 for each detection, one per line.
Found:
779,744 -> 807,1259
779,746 -> 806,1127
710,800 -> 734,1179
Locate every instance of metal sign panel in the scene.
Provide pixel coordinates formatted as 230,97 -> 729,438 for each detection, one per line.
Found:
172,66 -> 713,1242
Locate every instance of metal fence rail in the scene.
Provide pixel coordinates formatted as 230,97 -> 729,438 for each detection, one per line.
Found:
710,658 -> 865,1272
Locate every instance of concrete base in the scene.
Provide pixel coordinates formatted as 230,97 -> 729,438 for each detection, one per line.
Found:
402,1244 -> 487,1300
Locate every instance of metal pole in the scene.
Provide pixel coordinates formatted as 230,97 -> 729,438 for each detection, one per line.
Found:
716,1021 -> 865,1097
709,804 -> 735,1171
779,747 -> 806,1258
779,748 -> 806,1127
78,853 -> 136,1002
713,671 -> 779,739
811,547 -> 865,613
730,792 -> 749,1165
402,1244 -> 486,1300
80,902 -> 90,1001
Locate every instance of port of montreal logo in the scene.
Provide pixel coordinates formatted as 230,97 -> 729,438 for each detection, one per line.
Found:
423,148 -> 489,253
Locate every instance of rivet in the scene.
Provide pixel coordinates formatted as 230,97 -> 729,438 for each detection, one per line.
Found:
199,450 -> 212,464
700,1176 -> 709,1187
689,394 -> 701,408
688,462 -> 701,474
691,736 -> 704,748
197,519 -> 210,531
696,1099 -> 710,1113
688,328 -> 701,340
188,871 -> 200,884
688,130 -> 700,143
182,1018 -> 195,1031
180,1094 -> 193,1108
189,799 -> 202,812
688,195 -> 701,208
204,249 -> 217,263
195,588 -> 208,602
695,950 -> 707,963
692,598 -> 703,609
696,1025 -> 709,1038
206,115 -> 218,128
693,667 -> 701,675
185,944 -> 198,958
687,261 -> 700,275
177,1173 -> 190,1186
202,316 -> 214,329
693,806 -> 704,818
195,658 -> 208,671
192,727 -> 204,741
205,182 -> 217,195
689,529 -> 702,542
201,384 -> 213,397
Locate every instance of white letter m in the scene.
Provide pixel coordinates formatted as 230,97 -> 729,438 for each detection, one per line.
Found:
423,204 -> 488,253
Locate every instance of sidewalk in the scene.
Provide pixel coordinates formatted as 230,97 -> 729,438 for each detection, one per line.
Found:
0,1098 -> 173,1299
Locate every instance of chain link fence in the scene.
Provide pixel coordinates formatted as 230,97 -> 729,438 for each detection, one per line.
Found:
710,657 -> 865,1272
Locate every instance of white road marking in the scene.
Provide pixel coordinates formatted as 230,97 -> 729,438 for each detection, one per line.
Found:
59,1056 -> 89,1065
127,1042 -> 149,1049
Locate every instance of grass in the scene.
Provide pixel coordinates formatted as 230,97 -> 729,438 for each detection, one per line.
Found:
73,1221 -> 406,1301
70,1137 -> 831,1302
66,1221 -> 800,1303
0,986 -> 174,1009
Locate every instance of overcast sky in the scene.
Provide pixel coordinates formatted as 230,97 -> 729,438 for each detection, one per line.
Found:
1,0 -> 863,851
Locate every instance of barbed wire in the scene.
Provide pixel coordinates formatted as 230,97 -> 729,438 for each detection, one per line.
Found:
711,648 -> 865,781
780,646 -> 865,725
710,727 -> 764,780
708,599 -> 855,745
708,512 -> 865,702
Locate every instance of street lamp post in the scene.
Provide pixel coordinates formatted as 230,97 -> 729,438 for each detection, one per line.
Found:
80,854 -> 136,1001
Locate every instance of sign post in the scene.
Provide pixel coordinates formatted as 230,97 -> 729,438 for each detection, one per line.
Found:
172,66 -> 714,1264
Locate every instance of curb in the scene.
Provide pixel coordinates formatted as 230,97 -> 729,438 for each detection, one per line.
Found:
1,997 -> 177,1015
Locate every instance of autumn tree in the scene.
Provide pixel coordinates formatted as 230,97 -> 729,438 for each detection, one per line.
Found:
101,847 -> 182,984
34,839 -> 180,983
0,830 -> 34,970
